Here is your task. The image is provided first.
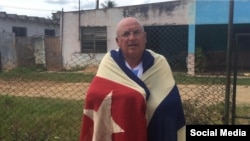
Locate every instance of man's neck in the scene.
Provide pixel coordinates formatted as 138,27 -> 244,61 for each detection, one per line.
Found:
125,58 -> 141,69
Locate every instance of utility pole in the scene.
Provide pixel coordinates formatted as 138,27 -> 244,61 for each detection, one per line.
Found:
78,0 -> 81,40
96,0 -> 99,9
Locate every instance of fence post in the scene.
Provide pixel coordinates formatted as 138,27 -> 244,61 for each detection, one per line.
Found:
224,0 -> 234,125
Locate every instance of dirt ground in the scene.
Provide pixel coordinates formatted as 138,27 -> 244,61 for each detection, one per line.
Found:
233,85 -> 250,104
178,84 -> 250,105
0,80 -> 249,104
0,80 -> 89,100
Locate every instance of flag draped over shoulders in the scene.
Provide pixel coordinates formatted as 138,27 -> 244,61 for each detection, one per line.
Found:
79,49 -> 186,141
140,50 -> 186,141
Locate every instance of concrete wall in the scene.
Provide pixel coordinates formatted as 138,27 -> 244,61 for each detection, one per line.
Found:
187,0 -> 250,75
196,0 -> 250,24
33,37 -> 46,65
0,32 -> 61,71
45,37 -> 62,71
15,37 -> 36,67
0,15 -> 59,37
61,0 -> 190,68
0,32 -> 17,70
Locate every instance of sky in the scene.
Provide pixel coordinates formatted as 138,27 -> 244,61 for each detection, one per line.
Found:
0,0 -> 171,18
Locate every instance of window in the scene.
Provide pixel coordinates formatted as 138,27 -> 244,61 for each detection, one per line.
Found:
12,27 -> 27,37
45,29 -> 55,37
81,27 -> 107,53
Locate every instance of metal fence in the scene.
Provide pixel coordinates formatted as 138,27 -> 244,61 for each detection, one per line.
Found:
0,27 -> 250,141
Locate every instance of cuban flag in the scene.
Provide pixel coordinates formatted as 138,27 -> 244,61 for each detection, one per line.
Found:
79,49 -> 186,141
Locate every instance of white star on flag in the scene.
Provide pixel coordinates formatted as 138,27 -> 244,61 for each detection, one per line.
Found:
84,91 -> 125,141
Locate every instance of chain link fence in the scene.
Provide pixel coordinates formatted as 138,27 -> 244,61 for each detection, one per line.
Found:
1,25 -> 250,140
145,25 -> 227,125
0,57 -> 95,141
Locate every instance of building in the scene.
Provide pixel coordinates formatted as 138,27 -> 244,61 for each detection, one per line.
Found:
0,12 -> 60,71
55,0 -> 250,74
0,12 -> 59,37
59,0 -> 190,71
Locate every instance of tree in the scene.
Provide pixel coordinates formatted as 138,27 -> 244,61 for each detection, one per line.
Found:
100,0 -> 117,9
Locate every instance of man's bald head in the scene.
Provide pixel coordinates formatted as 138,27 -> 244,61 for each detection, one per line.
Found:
116,17 -> 144,36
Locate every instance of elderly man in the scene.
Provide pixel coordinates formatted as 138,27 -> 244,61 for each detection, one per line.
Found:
79,17 -> 186,141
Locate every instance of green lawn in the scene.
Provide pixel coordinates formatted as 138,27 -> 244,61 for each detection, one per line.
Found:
0,95 -> 84,141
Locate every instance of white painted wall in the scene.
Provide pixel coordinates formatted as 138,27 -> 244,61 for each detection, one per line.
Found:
60,1 -> 190,69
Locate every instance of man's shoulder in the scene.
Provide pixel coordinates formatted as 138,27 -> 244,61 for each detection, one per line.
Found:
145,49 -> 165,60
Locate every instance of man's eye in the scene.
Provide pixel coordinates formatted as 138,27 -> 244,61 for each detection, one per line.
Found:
134,31 -> 140,35
123,32 -> 130,37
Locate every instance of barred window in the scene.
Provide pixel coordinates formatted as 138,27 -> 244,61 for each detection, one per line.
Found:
81,27 -> 107,53
45,29 -> 55,37
12,26 -> 27,37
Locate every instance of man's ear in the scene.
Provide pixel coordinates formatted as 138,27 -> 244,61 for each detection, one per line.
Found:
115,37 -> 118,43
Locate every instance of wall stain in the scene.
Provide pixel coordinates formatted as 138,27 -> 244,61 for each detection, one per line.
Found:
123,1 -> 182,19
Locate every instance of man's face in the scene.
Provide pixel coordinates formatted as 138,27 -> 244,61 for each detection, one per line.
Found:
116,20 -> 147,59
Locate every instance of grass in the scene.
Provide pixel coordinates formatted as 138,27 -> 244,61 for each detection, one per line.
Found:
233,104 -> 250,125
183,100 -> 225,125
0,67 -> 95,83
1,95 -> 249,141
183,100 -> 250,125
0,95 -> 84,141
173,72 -> 250,85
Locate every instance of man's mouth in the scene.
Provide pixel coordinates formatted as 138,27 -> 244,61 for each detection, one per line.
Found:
128,44 -> 138,47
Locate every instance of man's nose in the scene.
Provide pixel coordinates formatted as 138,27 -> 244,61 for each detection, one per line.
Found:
128,32 -> 136,40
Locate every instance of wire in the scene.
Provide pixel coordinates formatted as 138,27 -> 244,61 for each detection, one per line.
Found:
0,4 -> 55,12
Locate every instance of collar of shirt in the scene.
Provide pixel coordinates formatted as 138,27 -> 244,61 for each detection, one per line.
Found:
125,61 -> 143,77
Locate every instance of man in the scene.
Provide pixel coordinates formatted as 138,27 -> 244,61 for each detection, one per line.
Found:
79,17 -> 186,141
